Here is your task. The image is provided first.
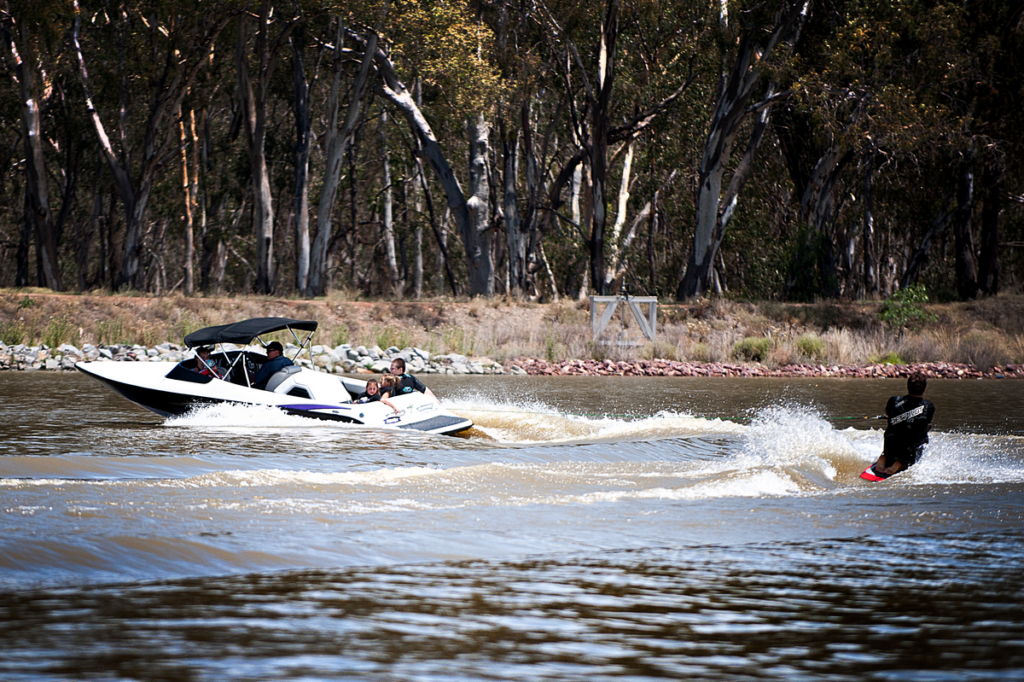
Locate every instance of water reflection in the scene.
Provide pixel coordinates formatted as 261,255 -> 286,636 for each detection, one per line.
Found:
2,534 -> 1023,680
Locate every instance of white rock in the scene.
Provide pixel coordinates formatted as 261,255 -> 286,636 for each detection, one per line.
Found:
45,358 -> 59,370
370,360 -> 391,373
147,348 -> 159,357
99,348 -> 113,359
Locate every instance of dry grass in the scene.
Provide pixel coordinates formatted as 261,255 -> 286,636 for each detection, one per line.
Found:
4,290 -> 1024,369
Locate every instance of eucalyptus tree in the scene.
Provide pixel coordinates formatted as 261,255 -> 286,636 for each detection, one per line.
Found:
1,0 -> 65,290
677,0 -> 812,300
72,0 -> 233,291
495,0 -> 698,298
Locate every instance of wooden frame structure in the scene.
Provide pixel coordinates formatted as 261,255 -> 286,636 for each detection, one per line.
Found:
590,295 -> 658,345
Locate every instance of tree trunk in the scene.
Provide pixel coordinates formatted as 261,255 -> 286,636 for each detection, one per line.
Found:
179,109 -> 197,296
371,41 -> 485,294
588,0 -> 620,296
73,5 -> 229,291
308,21 -> 374,296
603,140 -> 634,292
977,166 -> 1000,295
466,113 -> 494,295
501,114 -> 527,296
952,161 -> 978,300
380,108 -> 402,295
291,22 -> 311,294
862,155 -> 876,295
237,9 -> 273,293
678,1 -> 810,299
4,18 -> 61,290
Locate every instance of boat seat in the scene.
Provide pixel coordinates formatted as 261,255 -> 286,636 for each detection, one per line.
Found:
265,364 -> 302,393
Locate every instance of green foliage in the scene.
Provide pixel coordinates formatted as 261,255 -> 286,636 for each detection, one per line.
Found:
332,324 -> 351,347
18,297 -> 33,309
689,342 -> 712,363
97,318 -> 127,346
733,336 -> 771,362
388,0 -> 503,118
641,341 -> 678,361
544,327 -> 563,363
441,324 -> 475,356
797,334 -> 825,360
784,226 -> 839,302
374,325 -> 412,351
42,317 -> 74,349
0,320 -> 26,345
879,284 -> 937,332
871,351 -> 905,365
173,314 -> 205,344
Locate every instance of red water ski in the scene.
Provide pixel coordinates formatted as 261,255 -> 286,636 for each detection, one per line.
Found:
860,464 -> 891,482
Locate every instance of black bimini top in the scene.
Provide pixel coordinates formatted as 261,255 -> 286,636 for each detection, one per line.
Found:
184,317 -> 318,348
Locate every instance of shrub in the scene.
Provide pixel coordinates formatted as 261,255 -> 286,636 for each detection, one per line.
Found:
959,330 -> 1010,370
42,317 -> 74,349
879,284 -> 937,333
374,324 -> 411,350
688,342 -> 712,363
0,320 -> 26,345
332,324 -> 350,347
544,328 -> 558,362
871,351 -> 904,365
97,318 -> 127,346
768,344 -> 798,367
796,333 -> 825,361
441,324 -> 475,356
641,340 -> 678,361
733,336 -> 771,362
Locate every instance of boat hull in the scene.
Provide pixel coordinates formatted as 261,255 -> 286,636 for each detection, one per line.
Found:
75,361 -> 472,435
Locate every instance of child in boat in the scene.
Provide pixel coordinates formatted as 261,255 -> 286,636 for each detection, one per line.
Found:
356,378 -> 400,413
195,346 -> 223,378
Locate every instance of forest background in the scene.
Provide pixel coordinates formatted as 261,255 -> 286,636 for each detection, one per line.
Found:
1,0 -> 1022,324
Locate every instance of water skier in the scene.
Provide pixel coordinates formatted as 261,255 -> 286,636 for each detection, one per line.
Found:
869,372 -> 935,478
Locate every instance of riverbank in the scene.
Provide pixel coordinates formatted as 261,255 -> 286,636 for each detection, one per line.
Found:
2,289 -> 1023,377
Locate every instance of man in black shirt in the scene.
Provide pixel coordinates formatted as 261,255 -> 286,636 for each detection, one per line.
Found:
870,372 -> 935,477
386,358 -> 437,401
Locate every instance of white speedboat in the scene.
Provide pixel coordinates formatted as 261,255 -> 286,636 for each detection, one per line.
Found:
75,317 -> 473,436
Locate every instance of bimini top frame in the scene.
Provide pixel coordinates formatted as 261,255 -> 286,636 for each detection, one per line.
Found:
183,317 -> 318,388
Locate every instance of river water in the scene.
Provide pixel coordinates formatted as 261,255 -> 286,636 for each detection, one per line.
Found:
1,372 -> 1023,681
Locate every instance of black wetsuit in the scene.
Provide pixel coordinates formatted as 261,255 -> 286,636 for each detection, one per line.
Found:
883,394 -> 935,467
387,373 -> 427,397
355,390 -> 382,403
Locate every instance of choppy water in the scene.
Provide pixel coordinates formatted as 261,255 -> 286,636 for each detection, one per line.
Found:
1,372 -> 1023,680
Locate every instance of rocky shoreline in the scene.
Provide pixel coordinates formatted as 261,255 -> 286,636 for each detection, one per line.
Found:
0,340 -> 512,376
3,340 -> 1022,380
509,357 -> 1024,379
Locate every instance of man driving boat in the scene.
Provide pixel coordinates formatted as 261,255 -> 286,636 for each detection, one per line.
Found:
253,341 -> 293,390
